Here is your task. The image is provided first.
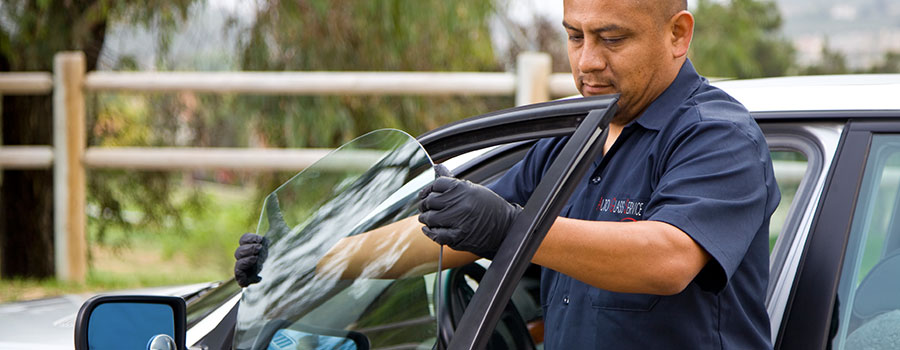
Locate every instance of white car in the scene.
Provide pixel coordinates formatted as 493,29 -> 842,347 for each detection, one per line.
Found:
5,74 -> 900,350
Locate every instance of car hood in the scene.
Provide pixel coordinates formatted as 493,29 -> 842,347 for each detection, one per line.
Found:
0,283 -> 215,350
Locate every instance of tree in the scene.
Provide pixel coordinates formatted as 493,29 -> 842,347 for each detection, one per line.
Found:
224,1 -> 510,207
492,8 -> 571,74
689,0 -> 795,78
866,51 -> 900,74
236,1 -> 505,148
800,40 -> 849,75
0,0 -> 192,278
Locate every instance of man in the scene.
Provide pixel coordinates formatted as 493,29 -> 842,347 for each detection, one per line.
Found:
238,0 -> 779,347
417,0 -> 779,348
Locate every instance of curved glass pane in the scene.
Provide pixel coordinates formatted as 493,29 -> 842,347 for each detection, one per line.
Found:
234,129 -> 439,350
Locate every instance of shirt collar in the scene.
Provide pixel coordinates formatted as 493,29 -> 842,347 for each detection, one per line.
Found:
629,59 -> 704,131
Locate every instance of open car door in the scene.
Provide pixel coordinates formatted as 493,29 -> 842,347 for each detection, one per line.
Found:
445,104 -> 616,350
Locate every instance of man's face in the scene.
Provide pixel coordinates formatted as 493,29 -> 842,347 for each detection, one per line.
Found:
563,0 -> 677,124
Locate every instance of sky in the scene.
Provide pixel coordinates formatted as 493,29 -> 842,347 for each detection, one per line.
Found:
505,0 -> 564,23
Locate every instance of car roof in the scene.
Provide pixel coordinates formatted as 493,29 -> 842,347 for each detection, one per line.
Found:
712,74 -> 900,114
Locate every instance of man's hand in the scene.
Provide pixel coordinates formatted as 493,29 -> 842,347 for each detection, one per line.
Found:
234,233 -> 269,287
418,176 -> 522,259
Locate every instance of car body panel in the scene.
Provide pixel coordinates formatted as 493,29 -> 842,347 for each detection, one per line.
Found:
763,123 -> 844,341
186,293 -> 240,346
714,75 -> 900,112
0,283 -> 214,350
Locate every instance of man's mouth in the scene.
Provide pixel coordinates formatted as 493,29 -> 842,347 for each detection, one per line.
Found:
581,82 -> 615,95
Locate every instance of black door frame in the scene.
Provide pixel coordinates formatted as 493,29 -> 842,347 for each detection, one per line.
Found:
777,119 -> 900,349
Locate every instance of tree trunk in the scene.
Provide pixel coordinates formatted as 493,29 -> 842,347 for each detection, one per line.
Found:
0,13 -> 104,278
0,94 -> 55,278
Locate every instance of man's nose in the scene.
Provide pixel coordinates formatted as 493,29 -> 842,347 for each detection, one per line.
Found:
578,40 -> 608,73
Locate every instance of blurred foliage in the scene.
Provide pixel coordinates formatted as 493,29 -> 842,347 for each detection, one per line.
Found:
237,0 -> 506,147
85,88 -> 209,248
496,12 -> 571,73
867,51 -> 900,74
689,0 -> 796,78
80,1 -> 510,277
800,40 -> 850,75
0,0 -> 195,278
799,42 -> 899,75
689,0 -> 899,77
86,181 -> 251,274
0,0 -> 193,71
229,0 -> 511,199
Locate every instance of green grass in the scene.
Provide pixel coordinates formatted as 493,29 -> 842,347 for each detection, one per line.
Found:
0,270 -> 224,303
0,182 -> 260,303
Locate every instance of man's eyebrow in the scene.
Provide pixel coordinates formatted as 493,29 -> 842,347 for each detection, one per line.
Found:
561,20 -> 579,32
561,21 -> 626,34
590,24 -> 626,35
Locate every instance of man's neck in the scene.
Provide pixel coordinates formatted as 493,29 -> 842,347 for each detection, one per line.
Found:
602,59 -> 687,154
603,123 -> 625,155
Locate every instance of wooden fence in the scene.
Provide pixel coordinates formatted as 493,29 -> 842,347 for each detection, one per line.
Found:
0,51 -> 578,281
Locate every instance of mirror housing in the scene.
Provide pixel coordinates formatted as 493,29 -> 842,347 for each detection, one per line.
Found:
74,295 -> 187,350
148,334 -> 178,350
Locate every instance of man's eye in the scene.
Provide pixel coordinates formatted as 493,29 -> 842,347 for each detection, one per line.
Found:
568,35 -> 584,42
603,37 -> 624,44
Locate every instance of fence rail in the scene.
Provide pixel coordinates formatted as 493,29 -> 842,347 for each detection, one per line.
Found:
0,146 -> 54,168
0,72 -> 53,94
83,147 -> 333,171
85,71 -> 517,95
84,71 -> 577,96
0,51 -> 571,282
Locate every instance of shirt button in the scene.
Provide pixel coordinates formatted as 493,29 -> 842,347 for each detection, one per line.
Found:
590,176 -> 602,184
563,296 -> 569,304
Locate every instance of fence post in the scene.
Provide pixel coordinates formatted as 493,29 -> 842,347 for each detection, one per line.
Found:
515,52 -> 552,106
53,52 -> 87,282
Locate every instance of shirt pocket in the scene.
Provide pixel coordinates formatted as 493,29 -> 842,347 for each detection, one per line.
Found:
541,271 -> 563,308
589,287 -> 660,312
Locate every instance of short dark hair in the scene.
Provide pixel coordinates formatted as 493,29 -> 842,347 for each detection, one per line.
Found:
651,0 -> 688,22
667,0 -> 688,18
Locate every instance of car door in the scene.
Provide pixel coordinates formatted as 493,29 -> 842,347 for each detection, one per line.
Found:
420,95 -> 620,349
760,120 -> 843,342
776,118 -> 900,349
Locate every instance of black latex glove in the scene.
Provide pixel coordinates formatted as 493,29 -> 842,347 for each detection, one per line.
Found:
418,174 -> 522,259
234,233 -> 269,287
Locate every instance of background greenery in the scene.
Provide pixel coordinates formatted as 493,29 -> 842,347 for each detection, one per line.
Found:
1,0 -> 899,301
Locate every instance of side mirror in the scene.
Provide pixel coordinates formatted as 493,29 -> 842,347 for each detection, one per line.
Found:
74,295 -> 187,350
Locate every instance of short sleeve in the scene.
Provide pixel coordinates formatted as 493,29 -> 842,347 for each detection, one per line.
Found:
645,120 -> 773,292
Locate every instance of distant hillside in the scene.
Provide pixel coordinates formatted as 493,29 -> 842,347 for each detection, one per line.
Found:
775,0 -> 900,68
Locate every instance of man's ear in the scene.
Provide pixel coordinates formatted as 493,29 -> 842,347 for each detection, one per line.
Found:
669,10 -> 694,59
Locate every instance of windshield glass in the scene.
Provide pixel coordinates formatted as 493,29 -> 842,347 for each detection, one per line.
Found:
234,129 -> 441,350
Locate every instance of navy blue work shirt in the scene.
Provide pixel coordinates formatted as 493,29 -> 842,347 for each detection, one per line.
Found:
487,60 -> 780,349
